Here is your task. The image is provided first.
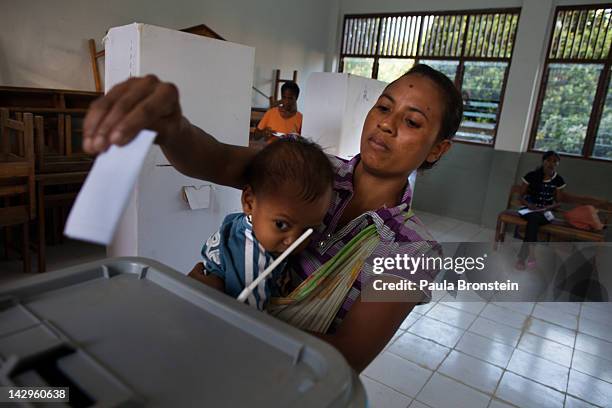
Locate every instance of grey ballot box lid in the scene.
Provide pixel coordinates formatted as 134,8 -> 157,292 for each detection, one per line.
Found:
0,257 -> 365,407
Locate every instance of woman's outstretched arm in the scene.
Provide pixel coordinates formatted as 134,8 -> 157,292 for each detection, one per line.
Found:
83,75 -> 256,189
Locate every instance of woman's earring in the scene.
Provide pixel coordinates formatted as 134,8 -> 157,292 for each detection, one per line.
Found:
247,214 -> 253,223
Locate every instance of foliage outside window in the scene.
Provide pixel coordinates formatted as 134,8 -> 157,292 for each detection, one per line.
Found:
531,6 -> 612,161
339,10 -> 520,145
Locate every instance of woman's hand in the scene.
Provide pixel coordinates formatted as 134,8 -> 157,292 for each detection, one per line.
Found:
83,75 -> 184,154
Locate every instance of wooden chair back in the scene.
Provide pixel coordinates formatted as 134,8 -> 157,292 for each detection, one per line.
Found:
33,114 -> 92,173
271,69 -> 298,106
0,108 -> 35,218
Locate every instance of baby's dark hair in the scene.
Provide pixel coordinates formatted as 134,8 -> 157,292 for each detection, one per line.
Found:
396,64 -> 463,170
245,139 -> 333,203
281,81 -> 300,98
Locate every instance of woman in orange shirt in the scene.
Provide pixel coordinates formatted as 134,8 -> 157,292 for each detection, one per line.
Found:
255,81 -> 303,143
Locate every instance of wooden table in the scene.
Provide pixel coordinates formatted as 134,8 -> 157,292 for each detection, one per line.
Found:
0,86 -> 101,110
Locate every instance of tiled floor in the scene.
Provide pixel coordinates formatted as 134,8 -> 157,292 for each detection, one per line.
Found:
1,212 -> 610,408
0,239 -> 105,285
361,211 -> 612,408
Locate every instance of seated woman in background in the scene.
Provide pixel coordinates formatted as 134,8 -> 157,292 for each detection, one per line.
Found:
254,81 -> 303,143
516,150 -> 566,270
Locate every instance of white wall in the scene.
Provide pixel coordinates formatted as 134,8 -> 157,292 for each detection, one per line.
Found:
0,0 -> 331,107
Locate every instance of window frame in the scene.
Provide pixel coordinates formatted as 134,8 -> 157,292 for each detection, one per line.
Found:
338,8 -> 522,147
528,4 -> 612,162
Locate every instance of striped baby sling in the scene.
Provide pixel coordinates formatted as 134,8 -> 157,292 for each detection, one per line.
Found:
267,209 -> 414,334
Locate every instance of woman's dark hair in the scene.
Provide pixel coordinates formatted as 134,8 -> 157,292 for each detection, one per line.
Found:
281,81 -> 300,98
530,150 -> 561,193
245,138 -> 333,203
542,150 -> 560,163
394,64 -> 463,170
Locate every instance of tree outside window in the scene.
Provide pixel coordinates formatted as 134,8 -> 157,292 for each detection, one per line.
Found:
531,6 -> 612,161
339,10 -> 520,145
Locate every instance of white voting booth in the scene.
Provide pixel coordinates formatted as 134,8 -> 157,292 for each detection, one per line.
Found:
104,23 -> 253,272
301,73 -> 417,195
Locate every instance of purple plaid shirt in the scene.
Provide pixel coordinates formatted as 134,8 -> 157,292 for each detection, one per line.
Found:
291,154 -> 439,332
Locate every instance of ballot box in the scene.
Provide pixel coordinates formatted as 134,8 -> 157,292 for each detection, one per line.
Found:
0,257 -> 366,407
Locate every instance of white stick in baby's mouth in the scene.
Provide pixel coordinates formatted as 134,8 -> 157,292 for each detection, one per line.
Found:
236,228 -> 313,303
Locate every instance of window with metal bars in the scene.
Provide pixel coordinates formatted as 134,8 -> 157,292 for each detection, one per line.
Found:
530,5 -> 612,161
339,9 -> 520,145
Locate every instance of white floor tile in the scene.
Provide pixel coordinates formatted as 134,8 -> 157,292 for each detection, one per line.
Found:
468,317 -> 522,347
440,221 -> 482,242
517,333 -> 573,367
527,317 -> 577,348
450,290 -> 487,302
567,369 -> 612,407
495,371 -> 565,408
413,301 -> 436,315
437,350 -> 503,394
417,373 -> 490,408
409,401 -> 432,408
480,303 -> 528,330
488,399 -> 515,408
440,299 -> 487,315
415,211 -> 440,225
491,301 -> 535,315
580,304 -> 612,326
400,312 -> 422,331
532,304 -> 579,330
506,349 -> 569,392
455,331 -> 515,368
363,351 -> 432,398
575,333 -> 612,361
389,332 -> 451,371
470,228 -> 496,243
564,395 -> 598,408
571,349 -> 612,383
537,302 -> 581,316
426,303 -> 478,330
431,290 -> 446,302
581,302 -> 612,316
408,316 -> 465,348
578,316 -> 612,343
361,376 -> 413,408
428,216 -> 464,234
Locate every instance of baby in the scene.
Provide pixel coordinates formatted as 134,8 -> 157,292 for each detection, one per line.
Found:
193,138 -> 333,310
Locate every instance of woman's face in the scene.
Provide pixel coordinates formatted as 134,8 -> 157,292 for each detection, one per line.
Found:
542,156 -> 559,175
359,74 -> 451,178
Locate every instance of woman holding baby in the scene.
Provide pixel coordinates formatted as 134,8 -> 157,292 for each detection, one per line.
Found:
82,64 -> 463,372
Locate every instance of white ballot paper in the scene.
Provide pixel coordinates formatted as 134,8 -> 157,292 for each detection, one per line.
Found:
64,130 -> 157,245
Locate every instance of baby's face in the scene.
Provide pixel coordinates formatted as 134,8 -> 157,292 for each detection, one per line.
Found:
244,185 -> 332,256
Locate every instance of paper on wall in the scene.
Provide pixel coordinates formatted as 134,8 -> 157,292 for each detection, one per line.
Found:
183,185 -> 211,210
64,130 -> 157,245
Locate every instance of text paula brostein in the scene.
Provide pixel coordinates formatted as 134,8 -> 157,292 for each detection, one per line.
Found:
372,279 -> 519,291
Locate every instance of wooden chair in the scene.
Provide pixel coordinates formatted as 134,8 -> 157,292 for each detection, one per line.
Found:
32,115 -> 90,272
0,109 -> 35,273
33,113 -> 92,174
